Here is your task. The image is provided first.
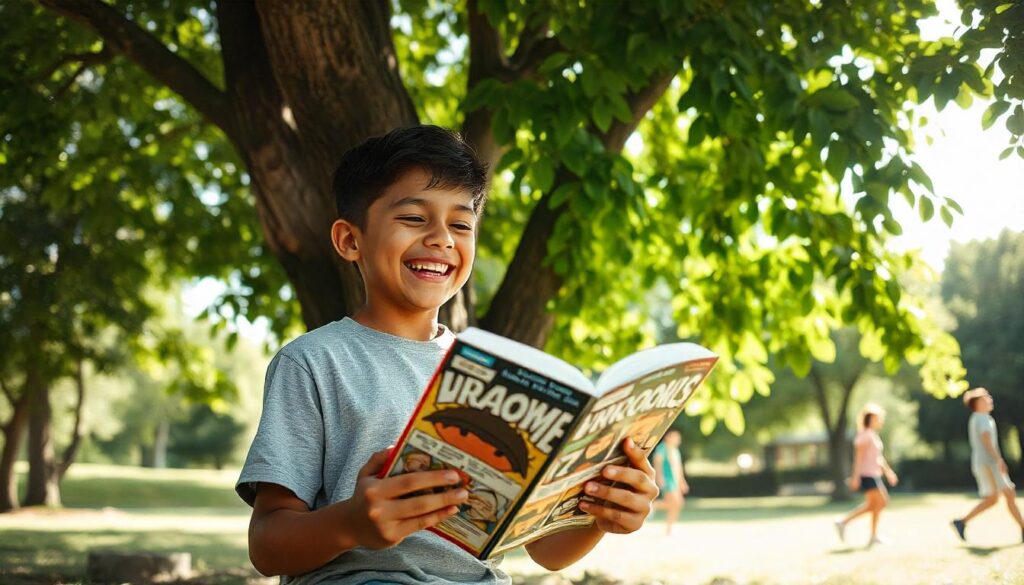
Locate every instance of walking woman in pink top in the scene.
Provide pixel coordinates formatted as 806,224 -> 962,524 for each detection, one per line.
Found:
833,404 -> 899,547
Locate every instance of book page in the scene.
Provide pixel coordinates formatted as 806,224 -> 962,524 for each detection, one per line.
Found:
489,354 -> 717,555
595,342 -> 717,395
382,337 -> 590,557
460,328 -> 594,393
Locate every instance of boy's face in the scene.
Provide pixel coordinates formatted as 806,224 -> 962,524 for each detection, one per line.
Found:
333,168 -> 477,316
976,392 -> 994,413
404,452 -> 432,472
465,490 -> 498,521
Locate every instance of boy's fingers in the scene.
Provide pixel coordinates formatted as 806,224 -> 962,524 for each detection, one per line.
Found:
360,446 -> 395,477
381,469 -> 462,498
585,481 -> 648,513
622,438 -> 656,476
603,465 -> 657,495
580,500 -> 640,530
387,488 -> 469,520
395,504 -> 461,537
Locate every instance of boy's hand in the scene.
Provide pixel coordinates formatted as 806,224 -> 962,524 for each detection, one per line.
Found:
579,438 -> 658,534
346,448 -> 467,549
846,476 -> 861,491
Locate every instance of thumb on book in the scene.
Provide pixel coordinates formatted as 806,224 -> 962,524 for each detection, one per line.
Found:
360,445 -> 395,477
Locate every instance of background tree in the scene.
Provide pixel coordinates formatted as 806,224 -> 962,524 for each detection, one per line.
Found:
942,229 -> 1024,475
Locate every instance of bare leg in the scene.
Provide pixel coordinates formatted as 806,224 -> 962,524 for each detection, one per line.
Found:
962,494 -> 999,524
842,499 -> 873,525
663,491 -> 683,535
1003,489 -> 1024,529
867,487 -> 888,542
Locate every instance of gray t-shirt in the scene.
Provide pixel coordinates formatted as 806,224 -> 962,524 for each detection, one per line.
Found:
237,317 -> 509,585
968,412 -> 1000,468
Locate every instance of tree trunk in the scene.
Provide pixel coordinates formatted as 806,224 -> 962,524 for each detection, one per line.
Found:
153,419 -> 168,469
56,358 -> 86,481
0,385 -> 32,513
827,424 -> 851,502
24,382 -> 60,507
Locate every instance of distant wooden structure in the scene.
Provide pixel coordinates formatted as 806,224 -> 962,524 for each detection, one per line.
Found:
763,431 -> 843,471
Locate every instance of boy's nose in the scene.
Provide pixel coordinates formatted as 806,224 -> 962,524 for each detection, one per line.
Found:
425,225 -> 455,248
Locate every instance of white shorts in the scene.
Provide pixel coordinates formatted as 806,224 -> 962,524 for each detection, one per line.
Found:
972,463 -> 1015,497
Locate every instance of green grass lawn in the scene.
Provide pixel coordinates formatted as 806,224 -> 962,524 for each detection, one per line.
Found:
1,464 -> 1022,585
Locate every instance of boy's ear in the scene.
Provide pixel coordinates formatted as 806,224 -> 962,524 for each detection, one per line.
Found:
331,219 -> 361,262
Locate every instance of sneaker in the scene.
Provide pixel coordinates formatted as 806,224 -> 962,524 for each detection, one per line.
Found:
951,519 -> 966,542
834,519 -> 846,543
868,535 -> 889,547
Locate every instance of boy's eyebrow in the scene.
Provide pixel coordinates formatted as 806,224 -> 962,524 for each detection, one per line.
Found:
390,196 -> 476,214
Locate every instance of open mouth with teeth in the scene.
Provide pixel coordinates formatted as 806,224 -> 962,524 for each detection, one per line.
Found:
403,260 -> 455,278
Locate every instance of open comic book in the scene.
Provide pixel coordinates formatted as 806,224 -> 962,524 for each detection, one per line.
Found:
379,327 -> 717,559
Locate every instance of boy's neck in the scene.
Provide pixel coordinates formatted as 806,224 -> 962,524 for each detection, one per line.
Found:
352,304 -> 442,341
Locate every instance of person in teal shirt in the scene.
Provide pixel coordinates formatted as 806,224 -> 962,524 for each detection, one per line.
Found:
651,429 -> 689,535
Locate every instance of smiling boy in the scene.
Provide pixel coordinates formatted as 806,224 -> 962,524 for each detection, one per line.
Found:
236,126 -> 659,585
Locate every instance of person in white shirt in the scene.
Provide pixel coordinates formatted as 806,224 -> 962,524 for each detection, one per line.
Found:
951,387 -> 1024,544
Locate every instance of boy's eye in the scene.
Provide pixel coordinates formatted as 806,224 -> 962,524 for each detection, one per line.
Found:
452,223 -> 474,232
397,215 -> 425,223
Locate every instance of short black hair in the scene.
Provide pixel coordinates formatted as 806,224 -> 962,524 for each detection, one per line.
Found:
332,125 -> 488,229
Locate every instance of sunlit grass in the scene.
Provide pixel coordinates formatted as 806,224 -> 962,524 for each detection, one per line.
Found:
1,464 -> 1022,584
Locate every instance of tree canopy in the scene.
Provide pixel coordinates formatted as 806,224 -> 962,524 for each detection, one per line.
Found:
9,0 -> 1015,438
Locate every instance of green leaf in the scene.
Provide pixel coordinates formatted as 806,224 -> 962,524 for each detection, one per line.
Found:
723,401 -> 745,435
538,52 -> 570,75
826,141 -> 849,179
882,217 -> 903,235
592,98 -> 613,133
789,349 -> 811,377
885,279 -> 901,305
809,88 -> 860,112
999,146 -> 1014,160
940,205 -> 954,227
688,117 -> 707,147
608,93 -> 633,124
530,157 -> 555,193
551,182 -> 579,209
919,196 -> 934,222
980,100 -> 1010,130
944,197 -> 963,215
700,414 -> 717,435
1007,108 -> 1024,136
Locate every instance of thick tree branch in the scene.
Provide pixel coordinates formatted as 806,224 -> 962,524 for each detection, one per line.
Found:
480,70 -> 676,344
838,371 -> 861,431
37,0 -> 233,134
467,0 -> 511,83
57,358 -> 86,479
599,72 -> 676,151
35,45 -> 113,83
0,378 -> 14,409
809,364 -> 834,435
509,35 -> 564,79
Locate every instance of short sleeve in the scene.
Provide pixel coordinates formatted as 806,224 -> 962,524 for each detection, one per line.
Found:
236,353 -> 325,508
971,415 -> 990,439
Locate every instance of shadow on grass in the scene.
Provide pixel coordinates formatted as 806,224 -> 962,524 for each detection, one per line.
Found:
0,528 -> 253,584
964,544 -> 1022,556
